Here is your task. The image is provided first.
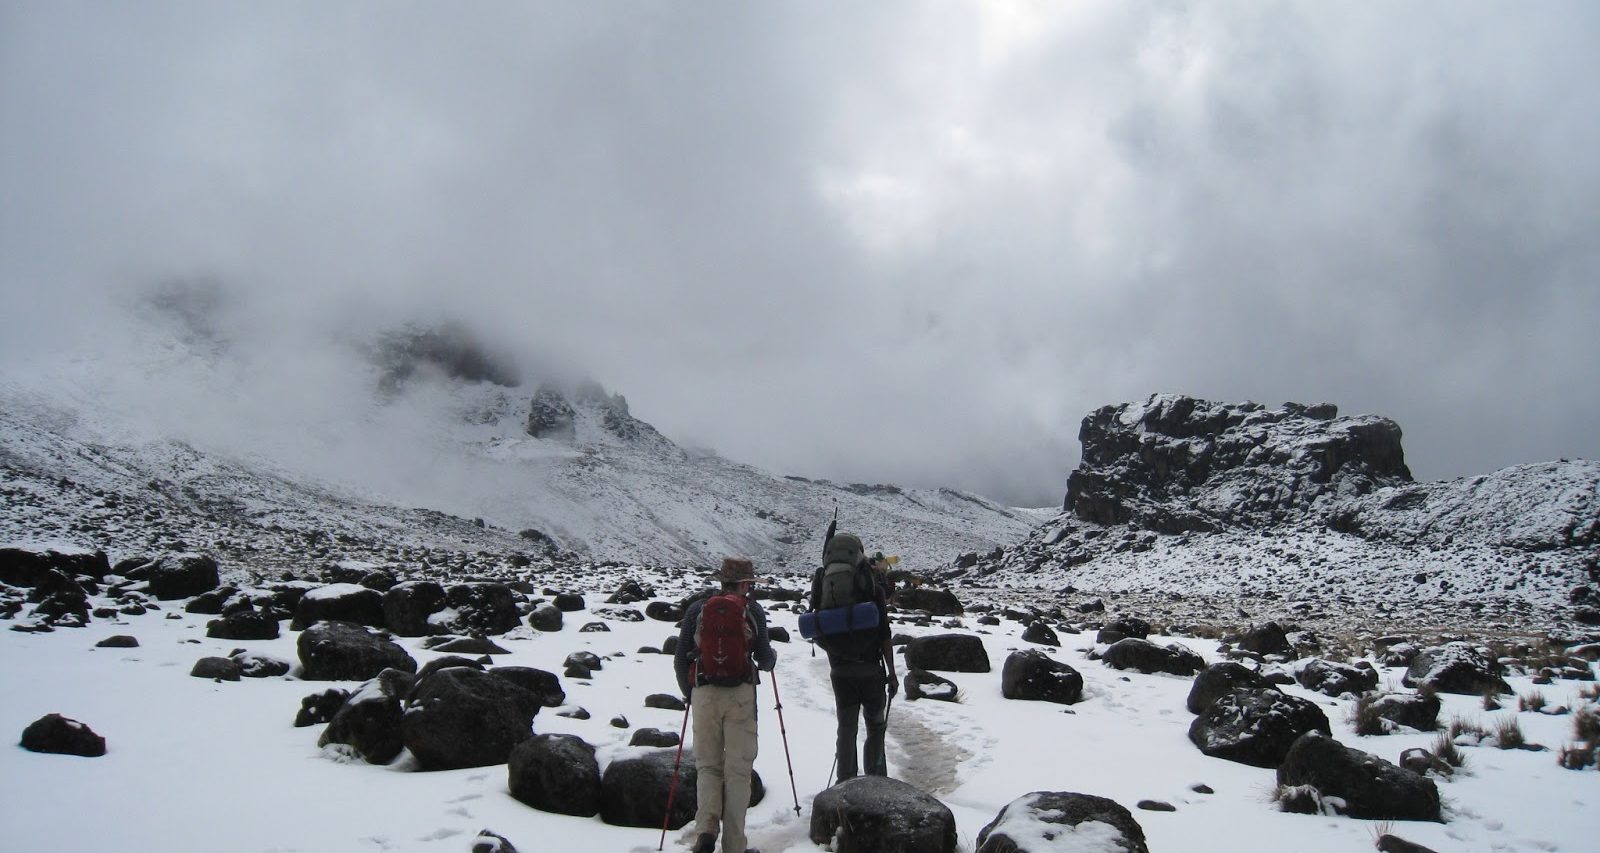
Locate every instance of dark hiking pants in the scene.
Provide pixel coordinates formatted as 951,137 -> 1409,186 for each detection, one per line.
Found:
831,668 -> 888,780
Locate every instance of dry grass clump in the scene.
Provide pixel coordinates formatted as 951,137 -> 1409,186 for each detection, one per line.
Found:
1432,732 -> 1465,768
1518,689 -> 1547,713
1481,687 -> 1503,711
1348,693 -> 1388,737
1492,716 -> 1526,750
1557,706 -> 1599,771
1574,706 -> 1600,743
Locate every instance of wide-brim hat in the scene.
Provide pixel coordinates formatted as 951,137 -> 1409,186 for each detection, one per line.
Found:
713,557 -> 768,583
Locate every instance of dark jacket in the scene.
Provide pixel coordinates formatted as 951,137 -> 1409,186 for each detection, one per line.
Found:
674,594 -> 777,697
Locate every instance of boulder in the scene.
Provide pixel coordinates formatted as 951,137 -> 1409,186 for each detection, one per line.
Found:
297,621 -> 417,682
402,668 -> 538,770
593,606 -> 645,623
769,626 -> 791,643
184,586 -> 239,615
382,581 -> 447,636
206,610 -> 281,641
414,656 -> 485,683
644,693 -> 686,711
190,656 -> 242,681
1403,642 -> 1510,695
429,636 -> 510,656
508,734 -> 601,816
470,830 -> 518,853
894,587 -> 963,616
1297,659 -> 1379,697
20,713 -> 106,757
0,548 -> 49,587
1277,731 -> 1442,821
489,667 -> 566,708
294,688 -> 351,727
564,651 -> 602,672
552,592 -> 585,612
145,553 -> 220,600
1370,693 -> 1441,732
1095,617 -> 1151,645
292,584 -> 385,631
1001,650 -> 1084,705
1189,688 -> 1331,768
1239,622 -> 1292,657
442,583 -> 521,636
527,603 -> 563,632
1020,621 -> 1060,647
1101,638 -> 1204,676
96,635 -> 139,649
233,652 -> 291,678
976,791 -> 1149,853
904,634 -> 990,673
904,669 -> 959,702
644,601 -> 684,622
1187,662 -> 1275,714
600,748 -> 764,829
629,728 -> 681,747
607,579 -> 653,604
319,668 -> 413,764
808,775 -> 955,853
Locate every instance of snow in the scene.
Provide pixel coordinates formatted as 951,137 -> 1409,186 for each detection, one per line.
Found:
2,572 -> 1594,853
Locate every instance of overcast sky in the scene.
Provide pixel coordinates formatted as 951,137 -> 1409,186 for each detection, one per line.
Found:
3,1 -> 1598,506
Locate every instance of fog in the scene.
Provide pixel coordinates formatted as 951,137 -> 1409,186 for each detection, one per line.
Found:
3,2 -> 1597,506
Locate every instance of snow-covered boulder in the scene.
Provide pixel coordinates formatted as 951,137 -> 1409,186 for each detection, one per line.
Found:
233,651 -> 290,678
20,713 -> 106,757
297,621 -> 416,681
1238,622 -> 1292,657
1402,642 -> 1510,695
319,668 -> 412,764
1370,692 -> 1441,732
508,733 -> 601,817
382,581 -> 446,636
975,791 -> 1149,853
206,609 -> 280,641
1189,688 -> 1331,768
488,666 -> 566,708
904,669 -> 959,702
1187,662 -> 1276,714
1001,650 -> 1084,705
809,775 -> 956,853
1020,621 -> 1060,647
1297,659 -> 1379,697
905,634 -> 990,673
401,668 -> 538,770
1101,638 -> 1204,676
599,747 -> 764,829
292,584 -> 385,631
440,582 -> 520,636
1277,731 -> 1441,822
1095,616 -> 1151,644
144,553 -> 220,600
184,586 -> 239,615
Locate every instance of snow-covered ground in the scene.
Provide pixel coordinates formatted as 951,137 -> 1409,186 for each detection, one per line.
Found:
3,568 -> 1594,853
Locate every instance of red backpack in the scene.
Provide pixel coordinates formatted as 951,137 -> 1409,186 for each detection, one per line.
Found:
695,593 -> 754,687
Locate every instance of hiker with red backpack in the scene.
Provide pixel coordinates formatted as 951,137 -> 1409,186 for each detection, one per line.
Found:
673,557 -> 778,853
802,521 -> 896,782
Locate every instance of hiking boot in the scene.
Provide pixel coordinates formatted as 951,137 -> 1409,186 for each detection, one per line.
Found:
691,833 -> 715,853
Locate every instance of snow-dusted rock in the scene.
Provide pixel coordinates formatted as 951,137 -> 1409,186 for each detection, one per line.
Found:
904,669 -> 959,702
292,584 -> 385,631
1297,659 -> 1379,697
1371,692 -> 1441,732
1101,638 -> 1204,676
809,775 -> 956,853
1020,621 -> 1060,647
382,581 -> 447,636
319,668 -> 412,764
1186,662 -> 1276,714
401,668 -> 538,770
441,582 -> 520,636
1189,688 -> 1331,768
293,688 -> 350,727
905,634 -> 990,673
599,747 -> 764,829
1095,616 -> 1151,644
144,553 -> 220,600
232,651 -> 290,678
508,733 -> 600,817
297,621 -> 417,681
1001,649 -> 1084,705
1277,731 -> 1441,822
527,602 -> 563,631
190,656 -> 241,681
20,713 -> 106,757
975,791 -> 1149,853
488,666 -> 566,708
206,609 -> 281,641
1238,622 -> 1292,656
1402,642 -> 1510,695
470,829 -> 518,853
894,587 -> 963,616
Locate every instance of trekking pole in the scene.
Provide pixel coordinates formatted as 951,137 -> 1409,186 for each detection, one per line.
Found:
658,691 -> 693,851
770,673 -> 803,816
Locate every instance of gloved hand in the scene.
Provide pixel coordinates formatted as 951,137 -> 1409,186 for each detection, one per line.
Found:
886,673 -> 899,699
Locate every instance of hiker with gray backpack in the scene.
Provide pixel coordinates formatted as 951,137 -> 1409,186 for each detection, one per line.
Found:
800,517 -> 896,782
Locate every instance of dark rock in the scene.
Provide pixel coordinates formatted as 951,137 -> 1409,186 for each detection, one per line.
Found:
552,592 -> 585,612
319,668 -> 413,764
1297,659 -> 1380,697
206,610 -> 281,641
607,579 -> 653,604
297,621 -> 417,682
1101,638 -> 1204,676
1277,731 -> 1441,821
662,635 -> 679,656
1371,693 -> 1441,732
629,728 -> 681,747
1187,662 -> 1275,714
1021,621 -> 1060,647
489,667 -> 566,707
644,601 -> 683,622
20,713 -> 106,757
233,652 -> 291,678
1189,688 -> 1332,768
402,668 -> 538,770
600,748 -> 764,829
1001,650 -> 1084,705
564,651 -> 602,672
470,829 -> 518,853
609,715 -> 629,729
809,775 -> 955,853
579,622 -> 610,633
769,626 -> 791,643
1376,835 -> 1442,853
904,669 -> 959,702
1398,748 -> 1453,778
645,693 -> 686,711
0,548 -> 49,587
1239,622 -> 1292,656
292,584 -> 385,631
894,587 -> 963,616
508,734 -> 601,817
145,553 -> 221,600
382,581 -> 447,636
190,656 -> 241,681
185,586 -> 239,615
527,603 -> 563,632
358,570 -> 397,592
96,635 -> 139,648
415,655 -> 485,683
556,706 -> 590,720
1403,642 -> 1510,695
294,688 -> 351,727
1135,800 -> 1175,813
593,606 -> 644,623
564,664 -> 592,679
429,637 -> 510,656
1096,616 -> 1151,644
904,634 -> 990,673
443,583 -> 521,636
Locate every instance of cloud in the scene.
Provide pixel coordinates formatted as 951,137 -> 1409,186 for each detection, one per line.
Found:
2,1 -> 1597,506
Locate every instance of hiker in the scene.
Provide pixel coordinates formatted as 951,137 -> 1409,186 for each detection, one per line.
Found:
810,530 -> 896,781
868,551 -> 895,601
674,557 -> 778,853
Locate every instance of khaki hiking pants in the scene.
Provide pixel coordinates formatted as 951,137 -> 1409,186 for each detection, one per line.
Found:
691,682 -> 759,853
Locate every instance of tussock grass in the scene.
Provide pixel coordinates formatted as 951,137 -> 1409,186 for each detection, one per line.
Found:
1519,689 -> 1547,713
1574,706 -> 1600,743
1492,716 -> 1526,750
1348,693 -> 1387,736
1481,688 -> 1503,711
1432,732 -> 1465,768
1557,743 -> 1596,770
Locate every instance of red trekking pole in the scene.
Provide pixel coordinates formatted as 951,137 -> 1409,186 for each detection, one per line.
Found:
771,672 -> 803,816
659,675 -> 694,851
